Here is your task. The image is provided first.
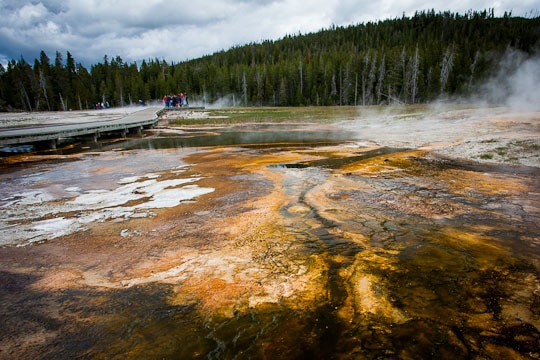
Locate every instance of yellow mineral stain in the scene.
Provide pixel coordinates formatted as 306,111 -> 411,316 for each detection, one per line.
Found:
1,124 -> 538,359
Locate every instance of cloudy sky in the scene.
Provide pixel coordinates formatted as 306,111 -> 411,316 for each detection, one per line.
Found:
1,0 -> 539,68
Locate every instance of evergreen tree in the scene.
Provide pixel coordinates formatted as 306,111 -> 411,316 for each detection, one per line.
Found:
0,10 -> 539,110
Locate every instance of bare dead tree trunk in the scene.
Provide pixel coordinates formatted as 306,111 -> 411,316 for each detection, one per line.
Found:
440,45 -> 455,94
400,47 -> 407,102
366,53 -> 377,105
255,69 -> 263,105
39,69 -> 51,111
362,52 -> 370,106
409,45 -> 420,104
59,92 -> 66,111
342,62 -> 353,105
242,71 -> 248,106
355,72 -> 358,106
330,73 -> 338,103
468,50 -> 480,91
376,54 -> 386,104
18,80 -> 32,111
362,73 -> 366,106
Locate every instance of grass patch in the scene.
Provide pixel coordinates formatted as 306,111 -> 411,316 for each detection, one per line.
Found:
164,104 -> 491,128
511,140 -> 540,152
169,106 -> 362,126
165,104 -> 440,126
495,147 -> 508,156
479,153 -> 494,160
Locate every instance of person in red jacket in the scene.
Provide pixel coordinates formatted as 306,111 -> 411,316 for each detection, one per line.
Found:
179,93 -> 184,107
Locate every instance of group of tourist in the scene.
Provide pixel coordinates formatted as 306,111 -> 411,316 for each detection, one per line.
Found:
94,101 -> 110,110
163,93 -> 188,107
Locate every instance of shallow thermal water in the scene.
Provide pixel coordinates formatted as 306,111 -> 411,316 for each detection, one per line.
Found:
0,122 -> 539,359
0,148 -> 215,246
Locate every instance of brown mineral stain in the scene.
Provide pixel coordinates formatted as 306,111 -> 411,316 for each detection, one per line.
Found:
1,119 -> 539,359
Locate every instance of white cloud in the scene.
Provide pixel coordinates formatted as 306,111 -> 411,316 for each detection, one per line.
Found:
0,0 -> 538,66
13,3 -> 50,26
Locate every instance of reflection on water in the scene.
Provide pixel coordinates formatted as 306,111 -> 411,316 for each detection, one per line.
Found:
119,129 -> 355,150
33,127 -> 358,155
1,126 -> 539,359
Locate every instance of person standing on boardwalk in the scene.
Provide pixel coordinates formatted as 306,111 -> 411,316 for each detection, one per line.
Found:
179,93 -> 185,107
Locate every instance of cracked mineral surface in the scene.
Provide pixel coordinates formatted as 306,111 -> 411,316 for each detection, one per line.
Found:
0,105 -> 539,359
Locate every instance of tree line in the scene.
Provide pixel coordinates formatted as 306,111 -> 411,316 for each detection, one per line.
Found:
1,9 -> 539,111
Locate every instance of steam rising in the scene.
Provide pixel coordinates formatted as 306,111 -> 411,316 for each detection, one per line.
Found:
476,49 -> 540,111
183,48 -> 540,112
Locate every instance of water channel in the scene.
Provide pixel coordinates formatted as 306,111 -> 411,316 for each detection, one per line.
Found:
0,120 -> 539,359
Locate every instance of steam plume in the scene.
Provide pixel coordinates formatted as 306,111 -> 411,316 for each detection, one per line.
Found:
477,49 -> 540,111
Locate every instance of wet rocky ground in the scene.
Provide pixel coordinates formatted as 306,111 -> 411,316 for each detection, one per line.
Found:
0,106 -> 539,359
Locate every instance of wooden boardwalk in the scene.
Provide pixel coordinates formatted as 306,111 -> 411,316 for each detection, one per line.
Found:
0,107 -> 162,148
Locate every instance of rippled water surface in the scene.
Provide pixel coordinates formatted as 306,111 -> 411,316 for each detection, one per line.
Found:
0,123 -> 539,359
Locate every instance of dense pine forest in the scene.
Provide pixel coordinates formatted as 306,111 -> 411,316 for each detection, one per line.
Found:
1,9 -> 539,111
